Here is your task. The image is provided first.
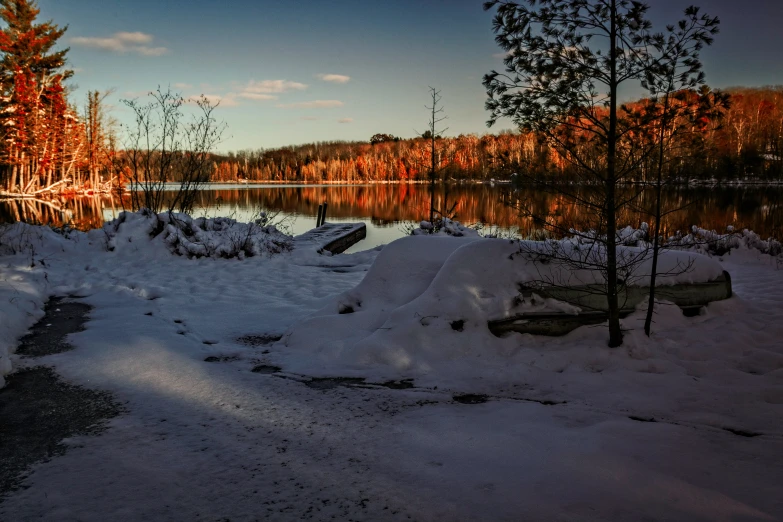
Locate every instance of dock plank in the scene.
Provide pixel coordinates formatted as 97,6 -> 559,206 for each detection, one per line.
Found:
293,222 -> 367,254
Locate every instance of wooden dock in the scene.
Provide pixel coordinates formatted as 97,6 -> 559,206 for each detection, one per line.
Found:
489,271 -> 733,337
293,222 -> 367,254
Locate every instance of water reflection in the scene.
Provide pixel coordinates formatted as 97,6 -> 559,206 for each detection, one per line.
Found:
1,184 -> 781,250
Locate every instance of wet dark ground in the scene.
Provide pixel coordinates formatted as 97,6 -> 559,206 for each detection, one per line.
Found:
16,297 -> 93,357
0,297 -> 122,500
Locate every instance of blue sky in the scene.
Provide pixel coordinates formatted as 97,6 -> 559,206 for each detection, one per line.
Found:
33,0 -> 783,152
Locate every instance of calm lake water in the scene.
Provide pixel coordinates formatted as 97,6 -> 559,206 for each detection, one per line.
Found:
2,183 -> 782,253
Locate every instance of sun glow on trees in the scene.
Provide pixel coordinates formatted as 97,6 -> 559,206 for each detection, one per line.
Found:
0,0 -> 117,196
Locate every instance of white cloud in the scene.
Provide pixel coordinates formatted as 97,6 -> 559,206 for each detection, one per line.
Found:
338,118 -> 353,124
301,116 -> 320,121
136,46 -> 168,57
71,32 -> 168,56
236,92 -> 277,101
317,74 -> 351,84
277,100 -> 344,109
243,79 -> 307,94
168,79 -> 311,109
114,32 -> 153,45
186,94 -> 239,108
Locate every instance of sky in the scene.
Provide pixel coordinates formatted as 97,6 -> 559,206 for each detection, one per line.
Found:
31,0 -> 783,152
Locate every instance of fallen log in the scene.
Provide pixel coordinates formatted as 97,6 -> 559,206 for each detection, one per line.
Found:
489,271 -> 732,337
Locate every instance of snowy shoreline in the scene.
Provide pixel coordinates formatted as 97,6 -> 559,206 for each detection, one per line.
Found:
1,212 -> 782,520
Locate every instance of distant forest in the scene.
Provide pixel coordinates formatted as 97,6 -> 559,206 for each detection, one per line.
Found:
212,86 -> 783,184
2,0 -> 783,194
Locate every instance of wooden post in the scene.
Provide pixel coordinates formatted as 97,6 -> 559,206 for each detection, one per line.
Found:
322,202 -> 328,225
316,204 -> 323,227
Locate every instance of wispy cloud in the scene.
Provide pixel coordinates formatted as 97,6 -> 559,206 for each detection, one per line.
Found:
492,50 -> 514,59
242,80 -> 307,95
171,79 -> 312,109
338,118 -> 353,124
301,116 -> 320,121
317,74 -> 351,84
72,32 -> 167,56
186,94 -> 239,108
236,92 -> 277,101
277,100 -> 344,109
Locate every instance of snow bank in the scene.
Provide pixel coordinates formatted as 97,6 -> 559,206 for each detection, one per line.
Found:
673,225 -> 783,257
0,222 -> 78,387
595,223 -> 783,258
411,217 -> 479,237
280,236 -> 726,380
0,210 -> 297,388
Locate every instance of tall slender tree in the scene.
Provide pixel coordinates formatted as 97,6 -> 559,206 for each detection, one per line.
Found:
641,8 -> 722,335
483,0 -> 667,347
84,89 -> 116,189
423,87 -> 447,224
0,0 -> 72,193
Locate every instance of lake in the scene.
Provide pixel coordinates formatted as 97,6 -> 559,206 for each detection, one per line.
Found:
2,183 -> 781,253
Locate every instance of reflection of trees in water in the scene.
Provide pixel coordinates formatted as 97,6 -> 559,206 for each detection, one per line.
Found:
186,184 -> 515,228
1,185 -> 781,238
0,196 -> 111,229
510,185 -> 783,238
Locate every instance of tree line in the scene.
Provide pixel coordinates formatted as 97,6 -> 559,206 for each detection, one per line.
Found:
212,85 -> 783,184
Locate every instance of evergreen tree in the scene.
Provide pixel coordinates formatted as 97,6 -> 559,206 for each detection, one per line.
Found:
0,0 -> 69,85
483,0 -> 662,347
0,0 -> 72,192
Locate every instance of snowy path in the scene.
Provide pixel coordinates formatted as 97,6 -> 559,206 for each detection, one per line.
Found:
2,328 -> 780,521
0,221 -> 782,521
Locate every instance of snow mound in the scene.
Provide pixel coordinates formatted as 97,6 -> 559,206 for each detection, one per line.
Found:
280,236 -> 725,381
102,211 -> 293,259
674,226 -> 783,257
412,217 -> 479,237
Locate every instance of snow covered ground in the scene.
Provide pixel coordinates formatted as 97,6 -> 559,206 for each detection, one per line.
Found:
1,213 -> 782,521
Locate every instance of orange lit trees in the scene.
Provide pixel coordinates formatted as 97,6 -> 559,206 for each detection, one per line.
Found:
0,0 -> 76,194
84,89 -> 116,190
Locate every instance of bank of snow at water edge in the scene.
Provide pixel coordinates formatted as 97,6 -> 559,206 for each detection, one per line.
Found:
278,235 -> 783,431
0,210 -> 364,388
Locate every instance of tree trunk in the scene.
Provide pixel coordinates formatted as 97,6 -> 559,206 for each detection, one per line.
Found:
606,0 -> 623,347
645,88 -> 673,335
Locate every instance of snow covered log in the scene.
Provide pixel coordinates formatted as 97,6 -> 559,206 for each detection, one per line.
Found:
491,273 -> 732,336
280,236 -> 733,377
490,271 -> 733,337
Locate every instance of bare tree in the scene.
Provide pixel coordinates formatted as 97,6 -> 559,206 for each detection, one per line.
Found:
84,89 -> 118,191
117,87 -> 225,216
417,87 -> 455,227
